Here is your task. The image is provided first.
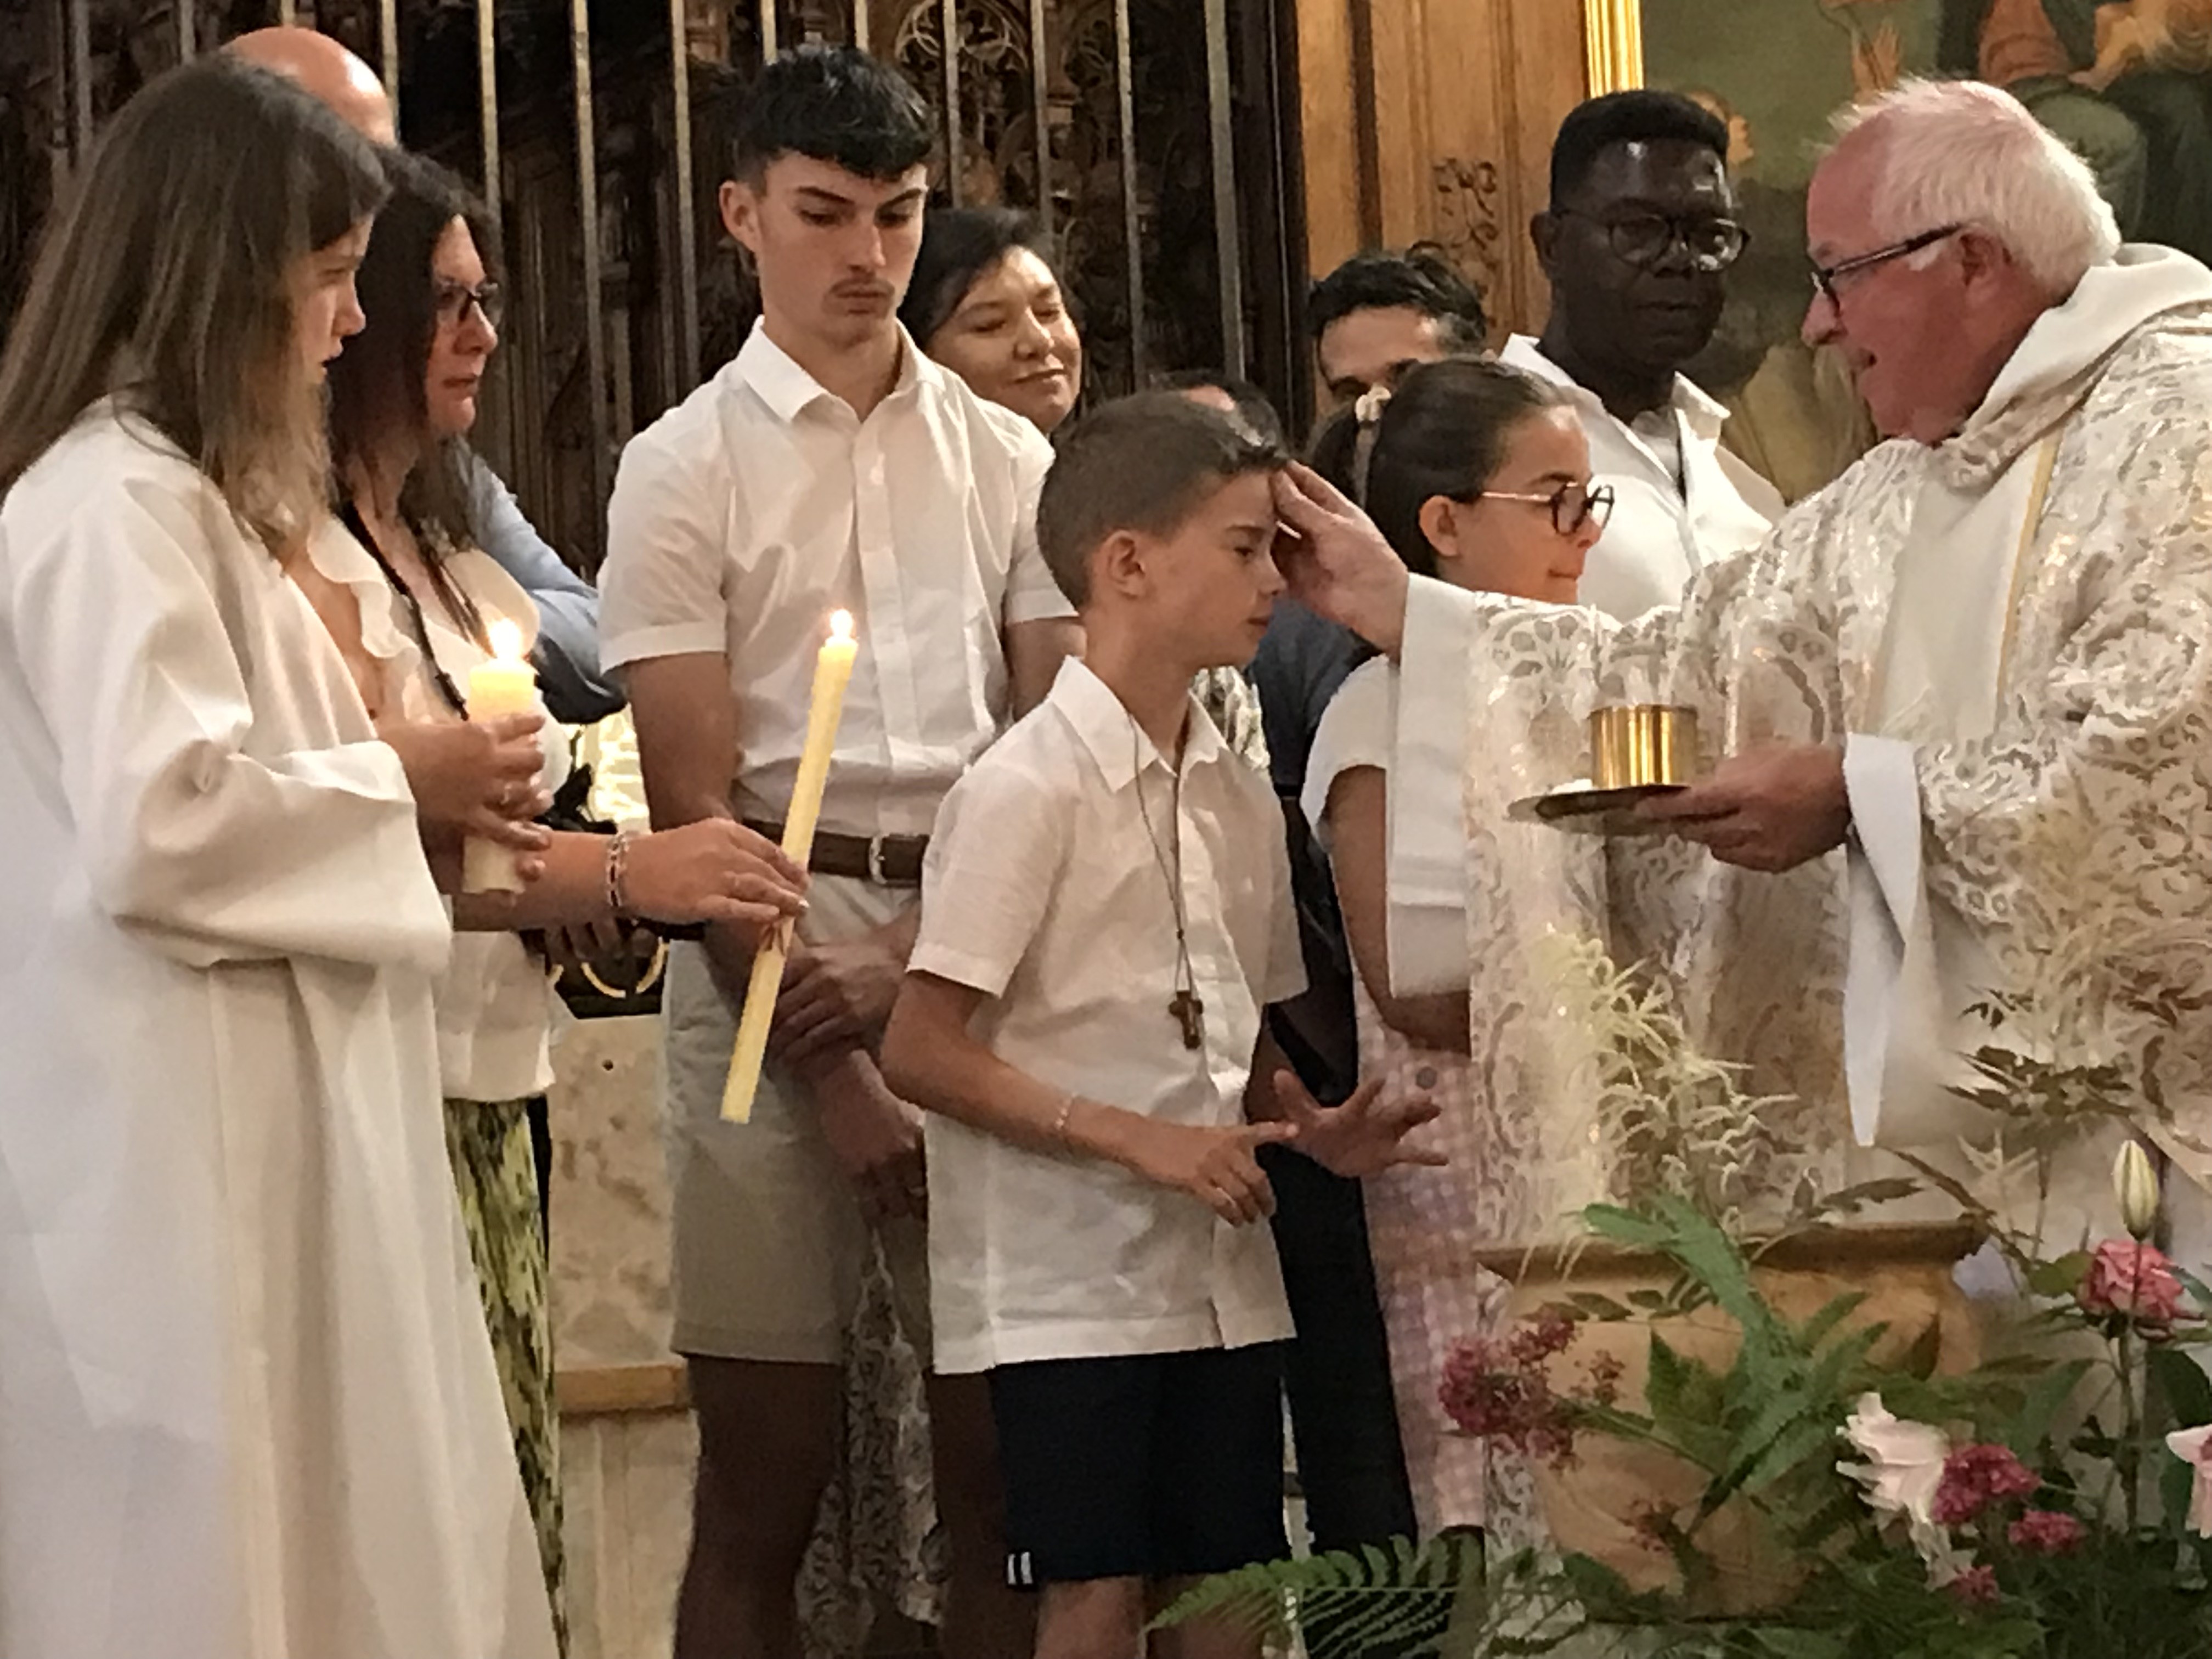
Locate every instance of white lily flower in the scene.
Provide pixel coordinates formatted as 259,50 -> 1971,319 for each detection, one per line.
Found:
2166,1424 -> 2212,1537
1839,1393 -> 1964,1578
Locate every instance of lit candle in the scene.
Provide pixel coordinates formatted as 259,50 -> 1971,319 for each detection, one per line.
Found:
723,610 -> 859,1122
462,617 -> 538,894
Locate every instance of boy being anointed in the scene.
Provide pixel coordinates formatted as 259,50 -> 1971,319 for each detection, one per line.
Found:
883,393 -> 1443,1659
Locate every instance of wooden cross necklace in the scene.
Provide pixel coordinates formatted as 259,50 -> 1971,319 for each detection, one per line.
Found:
1131,718 -> 1205,1050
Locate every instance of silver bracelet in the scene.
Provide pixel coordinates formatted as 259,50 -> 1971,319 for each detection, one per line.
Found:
605,828 -> 639,918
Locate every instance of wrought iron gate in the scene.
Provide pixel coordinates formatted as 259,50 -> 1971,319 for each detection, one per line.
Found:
0,0 -> 1305,570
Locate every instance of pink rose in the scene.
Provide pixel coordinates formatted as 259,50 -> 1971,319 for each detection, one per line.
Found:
2079,1239 -> 2185,1327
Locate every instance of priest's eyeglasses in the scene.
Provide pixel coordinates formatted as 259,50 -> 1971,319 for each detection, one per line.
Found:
1810,224 -> 1962,306
1562,210 -> 1748,273
435,278 -> 505,329
1475,481 -> 1616,537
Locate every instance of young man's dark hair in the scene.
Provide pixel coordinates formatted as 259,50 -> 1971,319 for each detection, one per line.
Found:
729,44 -> 932,184
1038,391 -> 1288,606
1307,245 -> 1488,354
1548,89 -> 1728,207
1306,245 -> 1488,408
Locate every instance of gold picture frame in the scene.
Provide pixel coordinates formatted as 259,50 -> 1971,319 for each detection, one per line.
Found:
1582,0 -> 1645,95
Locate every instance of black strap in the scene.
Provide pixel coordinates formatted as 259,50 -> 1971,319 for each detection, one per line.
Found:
338,499 -> 473,719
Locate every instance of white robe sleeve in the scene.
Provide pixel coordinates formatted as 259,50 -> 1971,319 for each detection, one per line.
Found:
10,466 -> 450,973
1388,576 -> 1482,996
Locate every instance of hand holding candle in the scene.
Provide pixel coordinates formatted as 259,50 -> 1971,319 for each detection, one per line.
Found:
723,610 -> 859,1122
462,617 -> 540,893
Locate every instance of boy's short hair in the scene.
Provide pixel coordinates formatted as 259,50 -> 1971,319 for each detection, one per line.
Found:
730,46 -> 932,185
1038,392 -> 1289,607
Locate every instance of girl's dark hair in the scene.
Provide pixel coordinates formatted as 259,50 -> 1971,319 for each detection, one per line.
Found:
1307,358 -> 1563,579
899,206 -> 1060,347
326,151 -> 496,563
0,57 -> 387,547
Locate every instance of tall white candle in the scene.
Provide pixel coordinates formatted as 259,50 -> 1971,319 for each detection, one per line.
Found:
724,610 -> 858,1122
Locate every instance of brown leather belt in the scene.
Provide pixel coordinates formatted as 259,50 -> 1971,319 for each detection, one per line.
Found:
742,820 -> 928,886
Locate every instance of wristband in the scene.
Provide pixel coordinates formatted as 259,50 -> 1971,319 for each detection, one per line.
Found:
605,828 -> 639,918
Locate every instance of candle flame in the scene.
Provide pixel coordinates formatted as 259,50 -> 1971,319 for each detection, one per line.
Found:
489,618 -> 525,663
830,609 -> 855,642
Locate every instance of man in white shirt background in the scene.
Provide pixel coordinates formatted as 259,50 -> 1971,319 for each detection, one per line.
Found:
596,47 -> 1076,1659
1505,90 -> 1785,619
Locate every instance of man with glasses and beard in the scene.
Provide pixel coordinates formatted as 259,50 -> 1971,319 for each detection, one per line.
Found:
1504,91 -> 1784,619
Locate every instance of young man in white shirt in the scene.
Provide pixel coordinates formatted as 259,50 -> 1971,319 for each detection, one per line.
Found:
882,394 -> 1439,1659
596,47 -> 1077,1659
1506,90 -> 1784,619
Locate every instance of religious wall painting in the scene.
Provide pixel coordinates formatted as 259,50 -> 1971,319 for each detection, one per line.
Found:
1593,0 -> 2212,500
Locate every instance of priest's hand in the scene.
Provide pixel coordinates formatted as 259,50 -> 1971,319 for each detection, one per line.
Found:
1274,1071 -> 1448,1178
1638,743 -> 1850,872
1269,461 -> 1411,656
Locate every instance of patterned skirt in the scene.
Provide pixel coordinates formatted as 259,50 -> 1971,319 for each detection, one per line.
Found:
444,1096 -> 567,1654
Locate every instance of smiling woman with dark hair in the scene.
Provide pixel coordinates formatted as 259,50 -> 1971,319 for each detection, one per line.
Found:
900,205 -> 1084,433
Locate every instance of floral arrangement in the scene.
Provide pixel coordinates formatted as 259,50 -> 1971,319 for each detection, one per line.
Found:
1159,911 -> 2212,1657
1161,1148 -> 2212,1659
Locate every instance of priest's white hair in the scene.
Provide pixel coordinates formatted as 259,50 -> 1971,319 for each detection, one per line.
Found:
1830,77 -> 2120,296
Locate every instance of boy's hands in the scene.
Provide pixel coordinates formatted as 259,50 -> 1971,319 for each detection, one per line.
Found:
1118,1118 -> 1296,1226
806,1048 -> 928,1221
1274,1071 -> 1446,1177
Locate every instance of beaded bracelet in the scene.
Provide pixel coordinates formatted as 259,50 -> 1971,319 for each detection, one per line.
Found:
605,828 -> 639,919
1052,1091 -> 1079,1153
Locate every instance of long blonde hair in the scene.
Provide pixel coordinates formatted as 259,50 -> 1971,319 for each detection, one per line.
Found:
0,57 -> 387,549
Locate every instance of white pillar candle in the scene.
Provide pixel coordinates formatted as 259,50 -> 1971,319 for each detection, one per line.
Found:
462,617 -> 538,894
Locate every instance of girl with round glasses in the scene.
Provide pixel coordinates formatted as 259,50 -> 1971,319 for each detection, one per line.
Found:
1302,356 -> 1606,1542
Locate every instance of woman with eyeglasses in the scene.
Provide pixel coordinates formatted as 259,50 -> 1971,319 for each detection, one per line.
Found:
1300,357 -> 1606,1544
298,153 -> 808,1648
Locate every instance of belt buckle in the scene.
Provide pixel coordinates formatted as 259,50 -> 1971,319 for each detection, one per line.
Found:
866,834 -> 890,886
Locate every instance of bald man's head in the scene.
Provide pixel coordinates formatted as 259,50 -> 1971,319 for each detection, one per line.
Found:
228,26 -> 395,145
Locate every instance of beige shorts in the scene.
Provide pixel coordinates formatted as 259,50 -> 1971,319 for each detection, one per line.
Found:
662,875 -> 930,1363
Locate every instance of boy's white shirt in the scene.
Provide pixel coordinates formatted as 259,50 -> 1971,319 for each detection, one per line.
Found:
596,320 -> 1073,840
912,657 -> 1306,1375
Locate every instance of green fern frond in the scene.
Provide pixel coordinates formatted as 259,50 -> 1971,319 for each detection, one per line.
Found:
1149,1533 -> 1509,1659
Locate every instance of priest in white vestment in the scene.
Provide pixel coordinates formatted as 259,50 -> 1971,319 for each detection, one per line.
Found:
1271,78 -> 2212,1257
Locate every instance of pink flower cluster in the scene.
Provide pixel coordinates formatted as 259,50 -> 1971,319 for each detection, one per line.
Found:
2006,1509 -> 2085,1555
1931,1444 -> 2040,1527
1947,1563 -> 2000,1605
1438,1309 -> 1581,1466
2077,1239 -> 2185,1328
